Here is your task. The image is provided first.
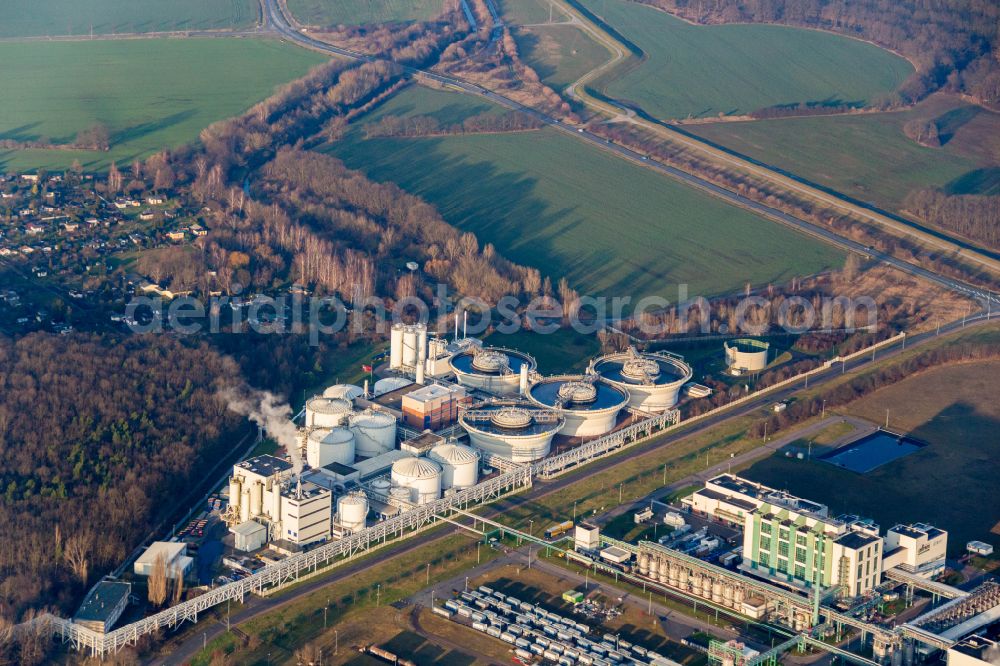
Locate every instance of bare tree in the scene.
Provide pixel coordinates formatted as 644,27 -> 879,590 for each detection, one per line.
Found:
147,552 -> 168,607
64,531 -> 92,584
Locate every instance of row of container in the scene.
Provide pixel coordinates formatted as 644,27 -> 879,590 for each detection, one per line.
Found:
443,587 -> 681,666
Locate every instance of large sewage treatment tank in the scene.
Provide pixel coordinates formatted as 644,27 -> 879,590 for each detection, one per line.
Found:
593,347 -> 692,412
459,403 -> 564,462
448,346 -> 536,396
390,456 -> 442,505
349,409 -> 397,457
428,442 -> 480,489
526,374 -> 628,437
305,396 -> 353,428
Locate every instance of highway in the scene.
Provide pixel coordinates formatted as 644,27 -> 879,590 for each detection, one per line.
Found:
261,0 -> 999,310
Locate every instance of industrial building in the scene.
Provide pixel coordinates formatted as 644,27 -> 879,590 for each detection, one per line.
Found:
459,402 -> 564,462
724,338 -> 770,375
884,523 -> 948,578
683,473 -> 829,526
133,542 -> 193,580
741,500 -> 883,596
401,383 -> 471,430
592,347 -> 692,412
73,581 -> 131,634
527,374 -> 629,437
224,454 -> 332,547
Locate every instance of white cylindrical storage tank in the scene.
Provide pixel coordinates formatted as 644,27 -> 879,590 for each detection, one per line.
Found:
240,488 -> 250,523
350,410 -> 397,457
391,456 -> 442,505
402,326 -> 419,368
724,338 -> 770,374
249,481 -> 263,518
416,325 -> 427,361
337,492 -> 369,532
390,323 -> 405,369
429,443 -> 480,489
306,427 -> 355,468
228,477 -> 242,522
271,485 -> 281,522
373,376 -> 412,396
323,384 -> 364,401
389,486 -> 411,508
370,477 -> 392,497
305,397 -> 353,428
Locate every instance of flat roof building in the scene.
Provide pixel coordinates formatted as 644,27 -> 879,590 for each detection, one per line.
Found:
684,474 -> 828,527
74,581 -> 131,634
134,541 -> 193,580
883,523 -> 948,578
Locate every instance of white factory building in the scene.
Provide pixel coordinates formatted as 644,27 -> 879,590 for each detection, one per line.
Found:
883,523 -> 948,578
134,541 -> 193,580
225,454 -> 333,550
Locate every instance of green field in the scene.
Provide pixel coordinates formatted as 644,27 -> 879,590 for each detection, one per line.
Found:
513,23 -> 612,90
326,86 -> 843,301
0,39 -> 325,172
485,328 -> 601,374
497,0 -> 568,25
0,0 -> 258,37
688,95 -> 1000,215
583,0 -> 912,120
287,0 -> 445,26
744,360 -> 1000,554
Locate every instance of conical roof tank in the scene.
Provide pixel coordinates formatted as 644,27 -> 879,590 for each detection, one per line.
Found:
349,409 -> 397,457
429,443 -> 480,489
305,396 -> 353,428
390,456 -> 442,505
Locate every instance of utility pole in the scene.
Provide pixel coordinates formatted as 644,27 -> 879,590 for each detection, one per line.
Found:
573,500 -> 578,522
426,563 -> 430,585
885,409 -> 889,429
619,483 -> 624,504
821,399 -> 826,419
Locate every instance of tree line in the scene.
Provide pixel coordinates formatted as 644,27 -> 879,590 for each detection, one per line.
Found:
904,189 -> 1000,251
364,109 -> 543,138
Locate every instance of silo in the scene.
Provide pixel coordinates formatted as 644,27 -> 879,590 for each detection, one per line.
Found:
429,443 -> 480,489
350,409 -> 397,457
240,488 -> 250,524
323,384 -> 364,401
305,397 -> 353,428
337,492 -> 369,532
228,477 -> 242,522
306,427 -> 355,468
249,481 -> 263,518
402,326 -> 420,368
390,323 -> 405,369
391,456 -> 442,505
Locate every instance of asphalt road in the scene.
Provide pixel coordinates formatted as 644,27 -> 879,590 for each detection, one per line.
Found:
260,0 -> 999,309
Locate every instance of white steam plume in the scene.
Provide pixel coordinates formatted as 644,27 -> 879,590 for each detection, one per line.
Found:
224,388 -> 303,476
